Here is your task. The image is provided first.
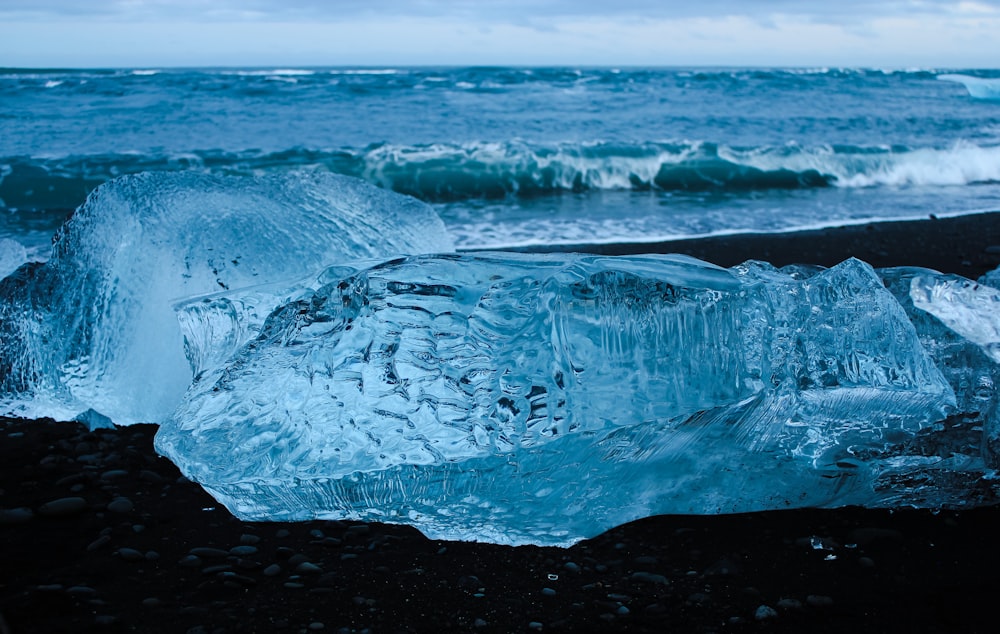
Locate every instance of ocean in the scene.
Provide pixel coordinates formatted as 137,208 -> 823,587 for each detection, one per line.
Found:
2,66 -> 1000,264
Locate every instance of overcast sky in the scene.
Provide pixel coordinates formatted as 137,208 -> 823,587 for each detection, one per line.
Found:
1,0 -> 998,68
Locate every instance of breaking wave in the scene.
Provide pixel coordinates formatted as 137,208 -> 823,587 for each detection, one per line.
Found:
2,141 -> 999,211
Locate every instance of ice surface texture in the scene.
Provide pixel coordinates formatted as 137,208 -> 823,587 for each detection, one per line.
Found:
0,238 -> 27,279
156,253 -> 999,547
0,172 -> 453,424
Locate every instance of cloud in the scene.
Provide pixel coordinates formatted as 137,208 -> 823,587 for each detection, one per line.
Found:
1,0 -> 998,67
6,0 -> 1000,22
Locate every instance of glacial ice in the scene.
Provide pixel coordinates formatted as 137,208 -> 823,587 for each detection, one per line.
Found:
154,253 -> 1000,547
938,74 -> 1000,101
0,172 -> 454,425
881,268 -> 1000,470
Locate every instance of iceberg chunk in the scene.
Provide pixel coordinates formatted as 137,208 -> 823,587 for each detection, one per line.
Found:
0,172 -> 453,425
938,74 -> 1000,101
911,273 -> 1000,363
881,268 -> 1000,470
156,254 -> 969,547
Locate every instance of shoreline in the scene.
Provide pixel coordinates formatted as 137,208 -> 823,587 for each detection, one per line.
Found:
3,212 -> 1000,632
496,210 -> 1000,278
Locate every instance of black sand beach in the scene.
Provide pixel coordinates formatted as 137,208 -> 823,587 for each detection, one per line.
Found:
3,212 -> 1000,633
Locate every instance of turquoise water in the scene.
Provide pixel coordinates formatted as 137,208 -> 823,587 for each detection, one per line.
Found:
2,66 -> 1000,258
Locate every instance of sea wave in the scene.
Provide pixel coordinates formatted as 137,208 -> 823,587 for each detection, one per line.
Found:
2,141 -> 998,211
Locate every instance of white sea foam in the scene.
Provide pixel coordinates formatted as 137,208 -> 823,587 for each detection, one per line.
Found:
228,69 -> 316,77
734,142 -> 1000,189
326,69 -> 402,75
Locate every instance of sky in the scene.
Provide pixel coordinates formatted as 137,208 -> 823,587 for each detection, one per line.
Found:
1,0 -> 999,68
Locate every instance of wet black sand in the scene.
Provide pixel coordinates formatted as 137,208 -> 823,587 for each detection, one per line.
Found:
3,212 -> 1000,633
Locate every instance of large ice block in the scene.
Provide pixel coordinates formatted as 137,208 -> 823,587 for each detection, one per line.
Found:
881,267 -> 1000,470
156,254 -> 983,547
0,172 -> 453,425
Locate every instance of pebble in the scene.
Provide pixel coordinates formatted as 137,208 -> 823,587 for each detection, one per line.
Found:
541,587 -> 556,597
275,529 -> 291,538
37,496 -> 87,517
218,572 -> 256,586
116,547 -> 145,561
202,564 -> 232,575
239,534 -> 261,545
100,469 -> 129,481
262,564 -> 282,577
0,507 -> 34,524
189,547 -> 229,559
308,623 -> 325,631
563,561 -> 581,573
106,497 -> 134,513
754,605 -> 778,621
296,562 -> 323,574
807,594 -> 835,607
528,622 -> 544,630
777,598 -> 802,610
142,597 -> 163,608
66,586 -> 98,596
229,545 -> 258,556
54,473 -> 86,487
630,571 -> 668,585
138,469 -> 165,483
178,555 -> 202,568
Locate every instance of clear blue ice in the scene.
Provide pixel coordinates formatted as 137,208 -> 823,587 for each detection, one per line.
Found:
156,253 -> 999,546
